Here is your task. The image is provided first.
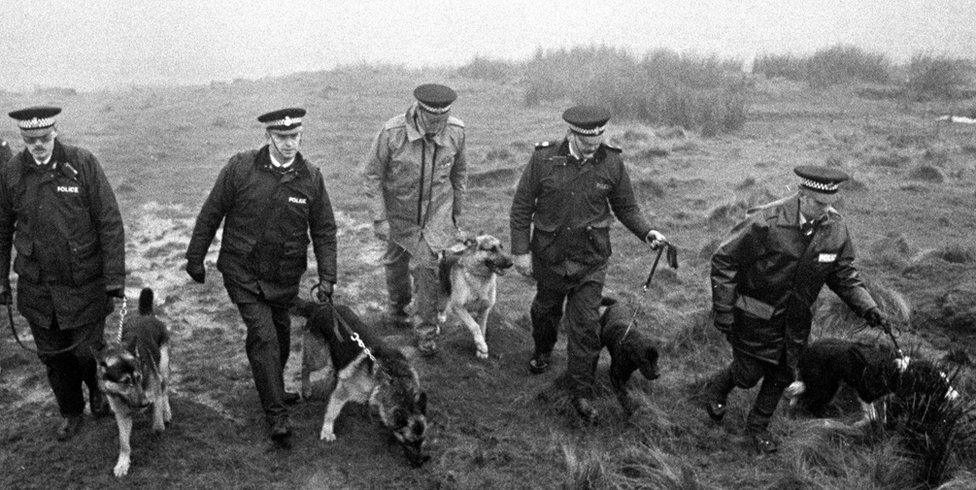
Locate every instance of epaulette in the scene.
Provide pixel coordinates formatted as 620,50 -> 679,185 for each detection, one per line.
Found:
447,116 -> 465,128
602,142 -> 622,154
534,140 -> 556,150
60,162 -> 79,180
383,114 -> 407,131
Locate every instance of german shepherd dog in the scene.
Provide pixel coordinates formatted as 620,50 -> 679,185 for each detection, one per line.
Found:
437,234 -> 513,358
96,288 -> 171,478
784,338 -> 960,427
599,297 -> 661,414
293,299 -> 429,466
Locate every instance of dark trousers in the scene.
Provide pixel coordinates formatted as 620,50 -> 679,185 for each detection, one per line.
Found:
530,280 -> 604,396
237,301 -> 291,421
707,348 -> 794,433
30,317 -> 106,417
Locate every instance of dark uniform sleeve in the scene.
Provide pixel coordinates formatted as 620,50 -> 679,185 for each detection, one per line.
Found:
608,159 -> 652,241
824,225 -> 877,316
85,152 -> 126,290
710,215 -> 763,324
309,168 -> 338,284
509,151 -> 540,255
0,165 -> 14,293
0,140 -> 11,168
186,160 -> 235,264
450,130 -> 467,230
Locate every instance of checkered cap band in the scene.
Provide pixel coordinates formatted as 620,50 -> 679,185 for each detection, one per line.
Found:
265,115 -> 302,128
800,177 -> 840,193
417,100 -> 451,114
569,123 -> 606,136
18,117 -> 56,130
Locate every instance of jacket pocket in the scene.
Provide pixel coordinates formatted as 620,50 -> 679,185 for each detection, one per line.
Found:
275,242 -> 308,284
12,235 -> 40,283
70,238 -> 103,286
531,229 -> 560,265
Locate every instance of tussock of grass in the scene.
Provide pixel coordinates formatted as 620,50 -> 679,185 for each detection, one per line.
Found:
706,187 -> 780,226
816,280 -> 911,333
865,151 -> 911,168
865,232 -> 914,269
561,442 -> 610,489
908,164 -> 946,183
937,244 -> 976,264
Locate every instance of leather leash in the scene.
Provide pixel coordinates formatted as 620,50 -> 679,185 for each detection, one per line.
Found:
309,283 -> 377,364
7,302 -> 89,355
623,241 -> 680,345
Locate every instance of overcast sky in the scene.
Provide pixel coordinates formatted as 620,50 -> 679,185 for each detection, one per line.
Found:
2,0 -> 974,91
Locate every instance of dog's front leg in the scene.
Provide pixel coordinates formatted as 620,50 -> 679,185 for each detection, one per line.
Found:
320,379 -> 349,441
108,398 -> 133,477
454,304 -> 488,358
301,351 -> 314,401
853,399 -> 878,429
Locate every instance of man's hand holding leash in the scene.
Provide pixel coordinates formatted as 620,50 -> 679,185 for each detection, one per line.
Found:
316,281 -> 334,303
513,253 -> 532,277
645,230 -> 667,250
864,307 -> 888,330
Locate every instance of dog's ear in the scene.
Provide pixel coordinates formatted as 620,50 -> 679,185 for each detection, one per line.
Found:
416,392 -> 428,414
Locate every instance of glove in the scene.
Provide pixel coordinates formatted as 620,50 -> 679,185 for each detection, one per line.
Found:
373,220 -> 390,242
864,308 -> 888,329
316,281 -> 334,302
106,287 -> 125,299
186,261 -> 206,284
0,285 -> 11,305
513,253 -> 532,277
645,230 -> 666,250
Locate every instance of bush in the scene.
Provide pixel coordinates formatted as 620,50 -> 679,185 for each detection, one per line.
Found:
522,46 -> 748,135
455,56 -> 519,82
755,44 -> 891,87
905,54 -> 974,100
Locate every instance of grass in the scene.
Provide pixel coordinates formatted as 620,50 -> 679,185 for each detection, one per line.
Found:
2,58 -> 976,488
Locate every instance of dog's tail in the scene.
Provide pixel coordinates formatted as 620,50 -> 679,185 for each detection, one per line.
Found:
138,287 -> 154,315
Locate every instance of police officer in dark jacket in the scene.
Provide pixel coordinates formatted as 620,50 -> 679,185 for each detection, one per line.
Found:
704,166 -> 886,454
510,106 -> 666,423
185,108 -> 337,445
0,106 -> 125,440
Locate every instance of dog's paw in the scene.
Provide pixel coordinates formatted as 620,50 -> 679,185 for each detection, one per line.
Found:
113,457 -> 131,478
784,381 -> 806,402
320,429 -> 337,442
476,347 -> 489,359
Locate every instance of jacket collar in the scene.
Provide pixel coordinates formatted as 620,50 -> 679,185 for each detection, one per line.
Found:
404,104 -> 451,146
20,139 -> 77,178
558,138 -> 608,164
255,145 -> 309,178
771,194 -> 840,228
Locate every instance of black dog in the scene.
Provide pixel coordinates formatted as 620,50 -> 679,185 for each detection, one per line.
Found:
785,338 -> 960,426
599,297 -> 661,414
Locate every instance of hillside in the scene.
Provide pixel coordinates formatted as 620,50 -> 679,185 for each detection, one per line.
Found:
1,68 -> 975,488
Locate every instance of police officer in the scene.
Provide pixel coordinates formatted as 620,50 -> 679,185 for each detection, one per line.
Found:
0,106 -> 125,440
705,165 -> 887,454
510,105 -> 666,423
363,83 -> 467,355
185,108 -> 337,445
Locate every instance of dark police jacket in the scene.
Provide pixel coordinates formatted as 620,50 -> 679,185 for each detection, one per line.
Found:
186,146 -> 337,305
0,141 -> 125,329
510,139 -> 652,281
710,195 -> 877,363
